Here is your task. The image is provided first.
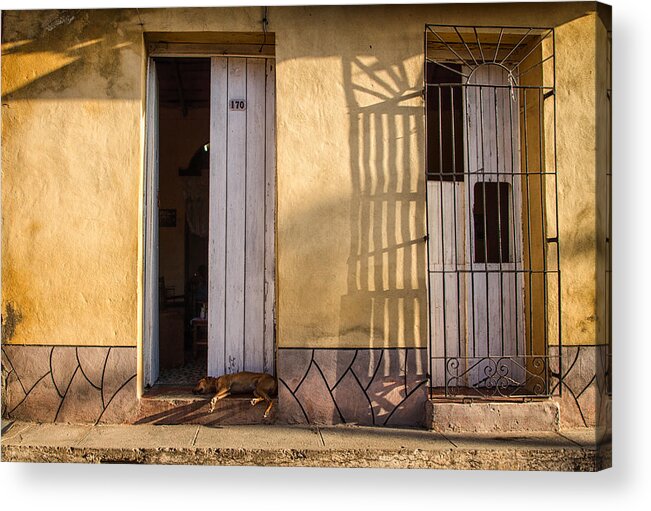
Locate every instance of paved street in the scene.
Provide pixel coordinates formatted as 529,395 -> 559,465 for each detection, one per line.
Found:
1,420 -> 610,471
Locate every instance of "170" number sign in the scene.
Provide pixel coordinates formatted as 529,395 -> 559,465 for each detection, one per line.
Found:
229,99 -> 246,111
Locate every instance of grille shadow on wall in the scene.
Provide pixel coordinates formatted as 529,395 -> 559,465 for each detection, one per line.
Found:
424,25 -> 561,398
343,53 -> 429,424
278,55 -> 429,426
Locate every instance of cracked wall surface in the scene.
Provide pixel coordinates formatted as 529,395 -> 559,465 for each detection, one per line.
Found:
0,343 -> 608,428
550,345 -> 610,430
277,348 -> 428,426
1,345 -> 137,423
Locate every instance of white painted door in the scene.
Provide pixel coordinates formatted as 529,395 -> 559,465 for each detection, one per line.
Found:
427,180 -> 466,388
428,65 -> 525,390
464,65 -> 525,388
208,57 -> 276,377
144,59 -> 160,387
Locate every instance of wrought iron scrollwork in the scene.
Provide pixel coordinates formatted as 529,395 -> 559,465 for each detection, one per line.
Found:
438,355 -> 550,398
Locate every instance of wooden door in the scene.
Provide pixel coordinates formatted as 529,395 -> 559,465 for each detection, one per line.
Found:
144,59 -> 160,387
208,57 -> 276,377
428,65 -> 525,390
427,179 -> 466,388
464,65 -> 525,387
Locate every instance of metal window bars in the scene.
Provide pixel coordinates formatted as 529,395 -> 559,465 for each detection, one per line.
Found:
424,25 -> 561,398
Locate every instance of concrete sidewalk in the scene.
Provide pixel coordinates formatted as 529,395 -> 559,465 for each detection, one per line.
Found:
1,419 -> 611,471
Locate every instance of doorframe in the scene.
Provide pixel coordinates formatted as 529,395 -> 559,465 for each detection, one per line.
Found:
142,50 -> 277,392
143,56 -> 159,389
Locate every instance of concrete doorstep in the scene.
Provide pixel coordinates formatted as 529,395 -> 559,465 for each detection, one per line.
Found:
1,420 -> 611,471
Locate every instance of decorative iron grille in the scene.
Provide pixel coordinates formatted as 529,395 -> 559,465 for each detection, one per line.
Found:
424,25 -> 561,398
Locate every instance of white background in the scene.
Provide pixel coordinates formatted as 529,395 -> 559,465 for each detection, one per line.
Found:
1,0 -> 649,509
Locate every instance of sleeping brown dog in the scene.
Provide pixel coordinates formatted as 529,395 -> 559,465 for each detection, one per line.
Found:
193,371 -> 277,418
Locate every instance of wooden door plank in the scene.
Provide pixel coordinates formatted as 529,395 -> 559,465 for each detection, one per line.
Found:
144,58 -> 160,387
244,58 -> 266,372
508,75 -> 527,377
464,70 -> 479,339
484,67 -> 497,178
427,181 -> 444,387
263,59 -> 276,375
427,181 -> 442,269
208,57 -> 228,377
224,57 -> 247,374
465,66 -> 529,386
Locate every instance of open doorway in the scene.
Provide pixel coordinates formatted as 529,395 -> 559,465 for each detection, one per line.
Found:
143,52 -> 277,391
156,57 -> 211,385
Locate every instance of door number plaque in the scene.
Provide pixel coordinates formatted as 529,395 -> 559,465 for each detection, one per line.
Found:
230,99 -> 246,111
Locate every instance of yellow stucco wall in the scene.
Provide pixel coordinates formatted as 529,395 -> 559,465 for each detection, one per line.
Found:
1,10 -> 144,346
595,10 -> 611,348
553,11 -> 607,346
1,3 -> 606,349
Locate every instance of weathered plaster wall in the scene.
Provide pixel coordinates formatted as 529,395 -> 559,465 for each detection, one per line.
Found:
2,3 -> 605,354
277,347 -> 428,426
553,12 -> 602,346
595,10 -> 611,349
2,344 -> 138,423
1,9 -> 144,346
274,10 -> 426,348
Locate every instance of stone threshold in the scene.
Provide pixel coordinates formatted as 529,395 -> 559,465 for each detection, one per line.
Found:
426,399 -> 561,433
136,386 -> 278,426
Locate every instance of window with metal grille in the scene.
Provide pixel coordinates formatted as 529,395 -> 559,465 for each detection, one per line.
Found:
426,63 -> 464,181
